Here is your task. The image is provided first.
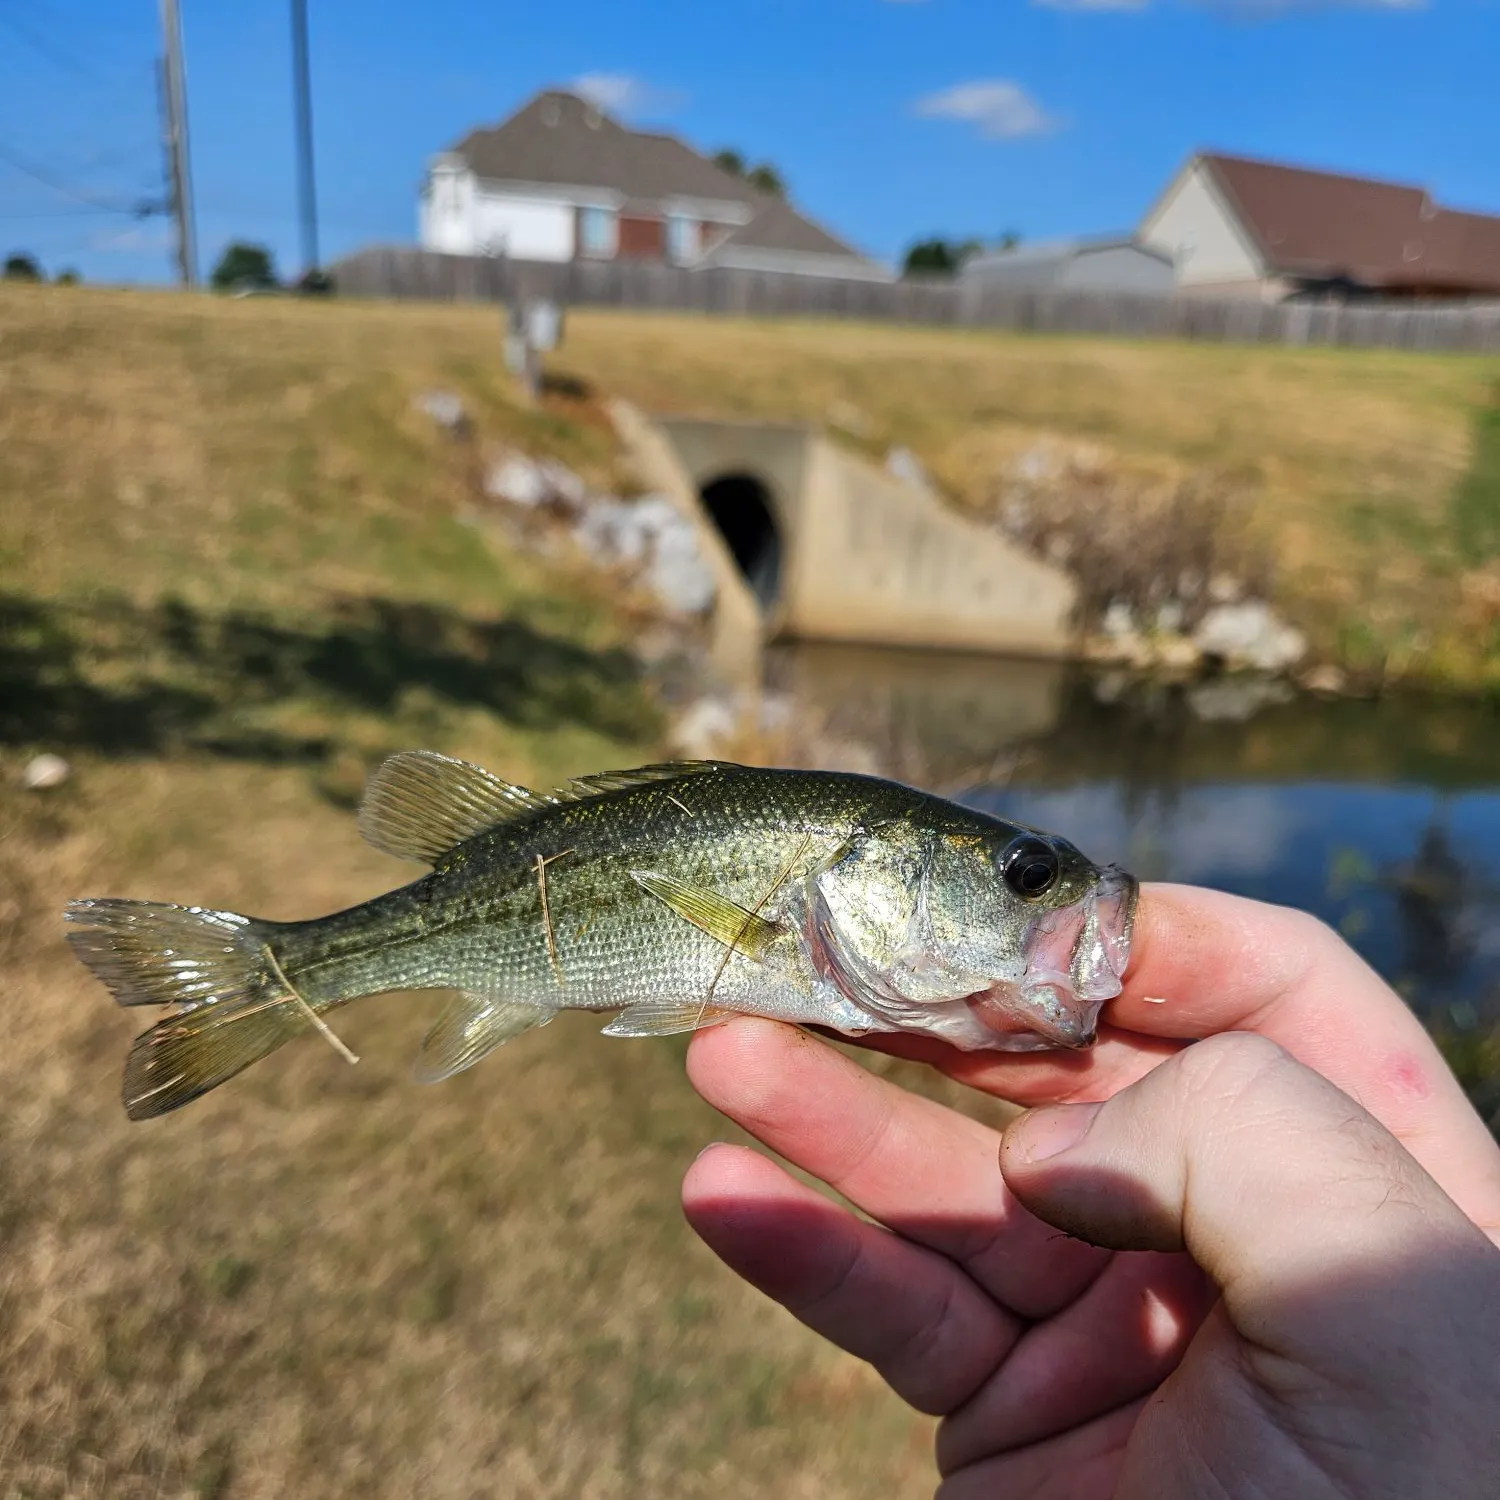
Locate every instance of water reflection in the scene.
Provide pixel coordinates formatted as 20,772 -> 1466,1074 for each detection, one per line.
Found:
770,642 -> 1500,1130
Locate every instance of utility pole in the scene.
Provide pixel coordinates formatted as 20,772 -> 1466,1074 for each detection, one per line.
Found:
158,0 -> 198,286
290,0 -> 320,278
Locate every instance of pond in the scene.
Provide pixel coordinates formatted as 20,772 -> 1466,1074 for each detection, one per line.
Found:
767,642 -> 1500,1132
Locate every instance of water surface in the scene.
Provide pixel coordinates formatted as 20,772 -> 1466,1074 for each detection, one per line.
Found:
770,643 -> 1500,1127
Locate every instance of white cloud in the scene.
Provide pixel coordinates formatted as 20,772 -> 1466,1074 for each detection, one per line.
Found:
569,72 -> 683,118
912,80 -> 1061,140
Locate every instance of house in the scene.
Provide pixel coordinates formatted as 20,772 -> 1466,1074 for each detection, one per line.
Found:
420,90 -> 887,281
1140,151 -> 1500,301
960,234 -> 1175,294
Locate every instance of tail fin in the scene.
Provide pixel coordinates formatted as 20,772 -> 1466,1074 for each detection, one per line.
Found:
65,899 -> 313,1120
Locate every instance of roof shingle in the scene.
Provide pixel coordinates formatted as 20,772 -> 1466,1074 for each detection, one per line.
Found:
1202,152 -> 1500,294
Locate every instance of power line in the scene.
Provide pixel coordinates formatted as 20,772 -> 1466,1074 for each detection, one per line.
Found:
0,137 -> 159,215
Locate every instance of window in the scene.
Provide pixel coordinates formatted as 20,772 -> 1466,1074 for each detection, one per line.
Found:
580,206 -> 616,259
667,214 -> 698,264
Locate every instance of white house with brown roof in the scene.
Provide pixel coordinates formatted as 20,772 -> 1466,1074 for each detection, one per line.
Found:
1141,152 -> 1500,301
420,90 -> 888,281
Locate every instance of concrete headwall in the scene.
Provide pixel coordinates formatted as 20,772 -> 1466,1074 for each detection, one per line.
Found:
643,415 -> 1078,661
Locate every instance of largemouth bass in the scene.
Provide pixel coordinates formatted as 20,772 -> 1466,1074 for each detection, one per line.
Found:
66,755 -> 1138,1120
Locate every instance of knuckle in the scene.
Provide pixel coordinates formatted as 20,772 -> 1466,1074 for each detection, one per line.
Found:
1169,1032 -> 1298,1117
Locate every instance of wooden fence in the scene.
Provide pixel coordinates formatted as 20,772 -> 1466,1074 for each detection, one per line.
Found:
329,245 -> 1500,354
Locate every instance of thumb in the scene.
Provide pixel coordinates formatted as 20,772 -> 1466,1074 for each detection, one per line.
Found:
1000,1032 -> 1487,1307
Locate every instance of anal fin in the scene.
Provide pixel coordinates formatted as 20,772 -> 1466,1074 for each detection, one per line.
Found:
415,991 -> 552,1084
629,870 -> 782,960
601,999 -> 734,1039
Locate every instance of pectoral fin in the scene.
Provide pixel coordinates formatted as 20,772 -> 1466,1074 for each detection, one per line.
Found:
629,870 -> 782,960
601,999 -> 734,1038
414,991 -> 552,1084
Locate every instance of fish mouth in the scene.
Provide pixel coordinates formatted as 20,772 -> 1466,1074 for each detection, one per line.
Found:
971,866 -> 1139,1051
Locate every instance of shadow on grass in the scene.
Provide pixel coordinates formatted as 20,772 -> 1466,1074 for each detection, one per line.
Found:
0,591 -> 655,767
1451,382 -> 1500,567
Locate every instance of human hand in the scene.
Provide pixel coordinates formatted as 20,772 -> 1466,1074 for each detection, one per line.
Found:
681,886 -> 1500,1498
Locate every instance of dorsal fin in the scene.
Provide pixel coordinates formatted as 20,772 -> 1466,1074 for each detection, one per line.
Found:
358,751 -> 550,864
549,761 -> 734,804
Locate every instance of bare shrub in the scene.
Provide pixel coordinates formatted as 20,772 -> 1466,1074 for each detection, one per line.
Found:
990,449 -> 1275,634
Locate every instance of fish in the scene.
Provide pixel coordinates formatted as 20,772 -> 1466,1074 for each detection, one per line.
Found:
64,754 -> 1138,1121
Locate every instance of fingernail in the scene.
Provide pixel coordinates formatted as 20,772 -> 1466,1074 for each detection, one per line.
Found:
1014,1102 -> 1101,1163
693,1142 -> 730,1162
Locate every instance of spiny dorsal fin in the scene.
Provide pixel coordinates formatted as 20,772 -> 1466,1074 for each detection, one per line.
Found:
550,761 -> 735,804
629,869 -> 782,960
414,991 -> 552,1084
359,751 -> 550,865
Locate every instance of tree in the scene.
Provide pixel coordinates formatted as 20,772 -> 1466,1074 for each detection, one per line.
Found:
210,241 -> 278,292
55,268 -> 82,286
3,252 -> 42,282
745,163 -> 785,197
712,150 -> 787,198
901,237 -> 983,278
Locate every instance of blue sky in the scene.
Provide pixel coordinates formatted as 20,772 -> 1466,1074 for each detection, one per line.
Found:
2,0 -> 1497,283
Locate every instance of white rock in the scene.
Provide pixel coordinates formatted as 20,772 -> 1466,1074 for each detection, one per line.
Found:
415,390 -> 468,433
1193,601 -> 1306,672
1155,599 -> 1186,635
573,498 -> 647,565
645,519 -> 717,616
538,459 -> 588,511
669,696 -> 740,759
23,753 -> 71,790
484,453 -> 550,508
885,445 -> 930,490
1010,443 -> 1059,485
1102,601 -> 1136,640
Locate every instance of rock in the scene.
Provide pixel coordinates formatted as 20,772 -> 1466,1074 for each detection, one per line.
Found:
573,494 -> 717,616
1102,601 -> 1136,640
646,523 -> 717,616
1193,601 -> 1306,673
885,445 -> 930,490
1207,572 -> 1243,605
414,389 -> 469,435
1155,599 -> 1186,635
669,696 -> 740,759
1187,676 -> 1294,723
484,453 -> 550,508
23,753 -> 71,790
1092,670 -> 1131,705
1302,664 -> 1348,696
1010,443 -> 1060,485
538,459 -> 588,512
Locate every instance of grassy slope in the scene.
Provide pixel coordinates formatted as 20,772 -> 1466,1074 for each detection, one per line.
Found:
556,310 -> 1500,686
0,287 -> 960,1499
5,287 -> 1497,1497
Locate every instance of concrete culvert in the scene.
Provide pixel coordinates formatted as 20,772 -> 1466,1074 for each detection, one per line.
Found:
698,473 -> 782,611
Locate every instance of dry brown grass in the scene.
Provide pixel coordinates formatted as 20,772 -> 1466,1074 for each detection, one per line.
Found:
0,285 -> 989,1498
554,310 -> 1500,683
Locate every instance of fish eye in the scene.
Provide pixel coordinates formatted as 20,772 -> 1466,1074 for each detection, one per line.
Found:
1001,837 -> 1060,900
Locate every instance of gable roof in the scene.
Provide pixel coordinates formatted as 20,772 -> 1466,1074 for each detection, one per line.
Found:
443,91 -> 868,263
1197,152 -> 1500,294
709,194 -> 861,258
964,234 -> 1173,273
